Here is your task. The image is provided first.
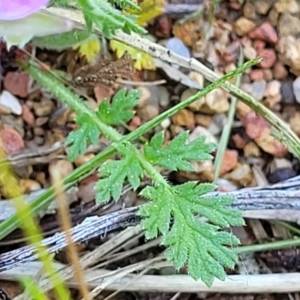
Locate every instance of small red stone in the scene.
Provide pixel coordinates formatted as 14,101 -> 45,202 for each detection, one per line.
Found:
220,150 -> 238,175
258,48 -> 277,68
232,134 -> 247,149
3,72 -> 29,98
22,104 -> 35,126
250,69 -> 264,81
155,14 -> 172,37
249,22 -> 278,44
0,128 -> 25,155
242,112 -> 270,139
253,40 -> 266,52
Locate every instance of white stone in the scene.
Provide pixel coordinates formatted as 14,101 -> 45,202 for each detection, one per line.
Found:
0,90 -> 22,115
293,77 -> 300,103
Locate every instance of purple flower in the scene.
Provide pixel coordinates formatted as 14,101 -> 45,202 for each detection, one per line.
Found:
0,0 -> 50,20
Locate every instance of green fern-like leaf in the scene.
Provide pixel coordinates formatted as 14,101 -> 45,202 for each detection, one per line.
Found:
144,131 -> 216,171
96,142 -> 143,202
78,0 -> 146,38
66,112 -> 101,162
97,88 -> 140,125
139,182 -> 244,286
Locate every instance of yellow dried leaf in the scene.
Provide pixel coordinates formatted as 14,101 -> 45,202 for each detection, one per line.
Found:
135,0 -> 165,26
76,36 -> 101,63
110,40 -> 156,70
0,147 -> 21,199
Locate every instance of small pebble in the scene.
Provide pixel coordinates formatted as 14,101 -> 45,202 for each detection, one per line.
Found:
289,111 -> 300,134
263,69 -> 273,81
49,160 -> 74,183
181,88 -> 204,112
33,98 -> 54,117
251,80 -> 267,100
22,104 -> 35,126
74,153 -> 95,167
253,40 -> 266,52
155,14 -> 172,37
207,42 -> 220,67
277,36 -> 300,76
277,12 -> 300,37
232,133 -> 247,149
264,80 -> 281,98
217,179 -> 238,192
157,86 -> 170,107
267,8 -> 279,27
0,90 -> 22,115
35,117 -> 49,126
188,126 -> 217,144
258,49 -> 277,68
293,77 -> 300,103
223,41 -> 241,62
208,114 -> 227,135
20,179 -> 41,194
273,61 -> 288,80
244,142 -> 261,157
274,0 -> 300,14
171,109 -> 195,128
194,114 -> 211,127
201,88 -> 229,114
248,22 -> 278,44
243,2 -> 256,19
3,71 -> 29,98
226,164 -> 253,186
241,83 -> 253,95
254,0 -> 273,14
220,150 -> 238,175
137,86 -> 151,107
160,118 -> 171,129
188,72 -> 204,89
234,17 -> 256,36
268,167 -> 296,184
250,69 -> 264,81
243,46 -> 257,60
166,37 -> 190,58
0,127 -> 25,155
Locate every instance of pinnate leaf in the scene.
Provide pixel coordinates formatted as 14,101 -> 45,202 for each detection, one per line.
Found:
139,182 -> 244,285
96,142 -> 143,203
144,131 -> 216,171
66,112 -> 100,162
78,0 -> 146,38
114,0 -> 141,10
97,88 -> 140,125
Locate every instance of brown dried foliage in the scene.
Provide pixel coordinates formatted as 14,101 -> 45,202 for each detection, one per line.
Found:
73,51 -> 135,87
259,248 -> 300,272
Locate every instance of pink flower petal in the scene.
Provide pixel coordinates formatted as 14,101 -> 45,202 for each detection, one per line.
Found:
0,0 -> 50,20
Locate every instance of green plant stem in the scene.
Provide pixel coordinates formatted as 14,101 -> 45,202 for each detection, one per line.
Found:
214,49 -> 244,182
236,237 -> 300,254
0,58 -> 259,241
